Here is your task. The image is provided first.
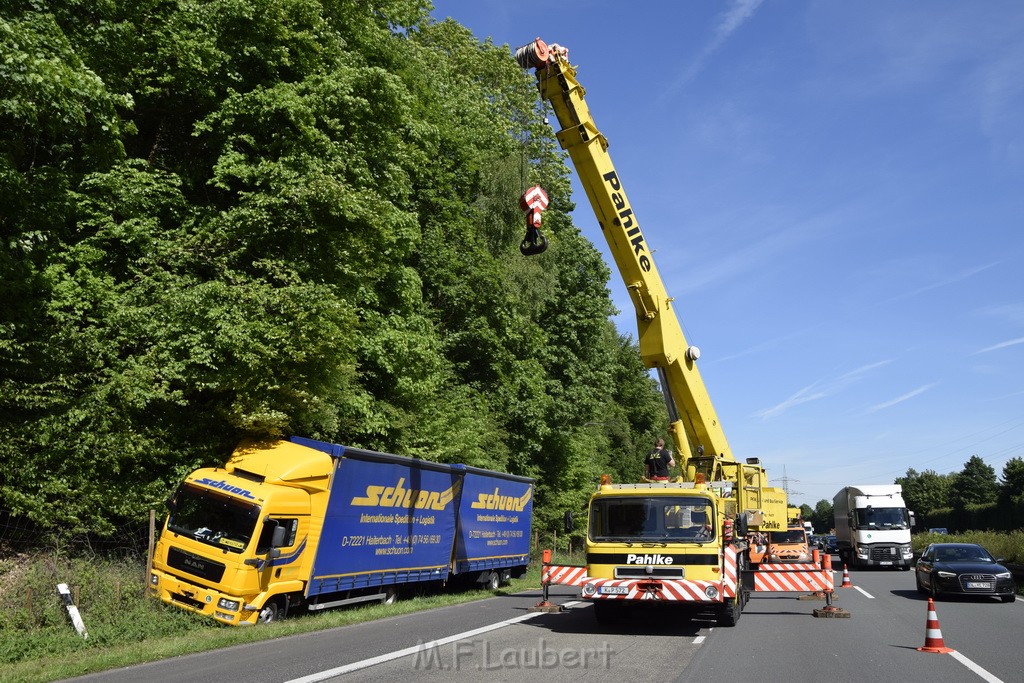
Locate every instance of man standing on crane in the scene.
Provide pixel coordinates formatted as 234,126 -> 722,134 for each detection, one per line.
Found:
644,438 -> 675,481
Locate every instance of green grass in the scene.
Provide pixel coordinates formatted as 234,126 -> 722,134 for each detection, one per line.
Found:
0,550 -> 548,683
911,529 -> 1024,563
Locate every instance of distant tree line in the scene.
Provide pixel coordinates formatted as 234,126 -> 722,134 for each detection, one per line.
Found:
0,1 -> 670,539
797,455 -> 1024,535
896,455 -> 1024,532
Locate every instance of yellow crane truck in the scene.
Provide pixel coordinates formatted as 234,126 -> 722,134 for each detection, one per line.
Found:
516,38 -> 830,625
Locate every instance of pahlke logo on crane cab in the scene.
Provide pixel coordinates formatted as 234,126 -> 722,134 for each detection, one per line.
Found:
602,171 -> 651,273
350,478 -> 457,511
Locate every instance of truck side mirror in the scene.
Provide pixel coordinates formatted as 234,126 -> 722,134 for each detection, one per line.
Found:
564,510 -> 574,533
736,515 -> 748,537
271,524 -> 286,548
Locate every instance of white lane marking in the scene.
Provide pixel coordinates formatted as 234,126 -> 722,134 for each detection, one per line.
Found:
693,636 -> 706,644
284,601 -> 582,682
950,650 -> 1004,683
854,585 -> 874,599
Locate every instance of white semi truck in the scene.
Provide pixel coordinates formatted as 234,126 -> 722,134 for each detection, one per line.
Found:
833,485 -> 915,570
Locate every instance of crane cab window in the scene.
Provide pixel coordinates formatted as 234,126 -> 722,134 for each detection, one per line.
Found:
590,496 -> 715,542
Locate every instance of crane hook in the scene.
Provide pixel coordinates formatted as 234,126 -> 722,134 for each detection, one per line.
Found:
519,185 -> 549,256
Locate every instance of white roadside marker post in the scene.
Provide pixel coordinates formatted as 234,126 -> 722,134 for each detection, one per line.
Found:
57,583 -> 89,639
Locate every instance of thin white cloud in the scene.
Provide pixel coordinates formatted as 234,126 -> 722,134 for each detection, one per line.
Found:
866,382 -> 939,413
973,336 -> 1024,355
667,0 -> 764,92
756,384 -> 829,419
889,262 -> 1001,301
755,360 -> 893,419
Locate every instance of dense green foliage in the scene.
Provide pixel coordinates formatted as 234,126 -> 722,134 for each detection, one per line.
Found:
0,1 -> 668,537
896,456 -> 1024,532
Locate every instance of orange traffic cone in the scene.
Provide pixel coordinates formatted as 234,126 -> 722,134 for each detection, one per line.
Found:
916,598 -> 954,653
840,564 -> 853,588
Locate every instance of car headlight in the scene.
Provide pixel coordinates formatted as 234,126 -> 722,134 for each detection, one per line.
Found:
217,598 -> 241,611
995,571 -> 1012,579
936,571 -> 956,578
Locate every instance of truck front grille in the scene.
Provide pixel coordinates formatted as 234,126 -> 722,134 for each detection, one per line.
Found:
167,547 -> 226,582
869,546 -> 899,561
614,566 -> 685,580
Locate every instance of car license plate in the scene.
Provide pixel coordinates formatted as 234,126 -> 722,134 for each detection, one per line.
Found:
879,561 -> 892,565
967,581 -> 992,589
599,586 -> 629,595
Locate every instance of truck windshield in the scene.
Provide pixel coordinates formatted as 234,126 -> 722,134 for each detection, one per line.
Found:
855,507 -> 909,529
769,529 -> 807,544
590,496 -> 715,542
166,484 -> 260,553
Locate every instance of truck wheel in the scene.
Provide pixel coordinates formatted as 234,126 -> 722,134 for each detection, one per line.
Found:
485,571 -> 500,591
716,597 -> 741,627
257,598 -> 282,624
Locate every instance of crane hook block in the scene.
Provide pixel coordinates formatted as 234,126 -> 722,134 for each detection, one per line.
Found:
519,185 -> 549,256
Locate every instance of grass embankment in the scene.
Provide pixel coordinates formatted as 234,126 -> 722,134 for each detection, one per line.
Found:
910,529 -> 1024,563
0,550 -> 551,683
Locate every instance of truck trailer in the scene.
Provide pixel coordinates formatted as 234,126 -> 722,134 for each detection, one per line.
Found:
149,437 -> 533,625
832,485 -> 914,570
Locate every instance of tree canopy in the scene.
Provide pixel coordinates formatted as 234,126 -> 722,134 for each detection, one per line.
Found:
0,1 -> 669,536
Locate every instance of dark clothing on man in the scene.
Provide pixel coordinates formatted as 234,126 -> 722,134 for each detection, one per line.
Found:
645,447 -> 672,480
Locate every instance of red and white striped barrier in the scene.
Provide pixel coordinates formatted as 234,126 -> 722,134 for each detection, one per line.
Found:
542,564 -> 588,586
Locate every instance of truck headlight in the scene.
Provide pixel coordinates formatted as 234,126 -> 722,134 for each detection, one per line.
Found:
704,586 -> 719,599
217,598 -> 240,611
150,573 -> 159,586
582,583 -> 597,596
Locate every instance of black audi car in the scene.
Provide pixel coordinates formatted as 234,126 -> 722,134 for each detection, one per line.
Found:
915,542 -> 1016,602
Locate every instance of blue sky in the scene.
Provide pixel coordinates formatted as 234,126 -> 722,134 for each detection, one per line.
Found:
428,1 -> 1024,508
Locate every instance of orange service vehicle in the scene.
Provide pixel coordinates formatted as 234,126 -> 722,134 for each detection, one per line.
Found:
767,526 -> 813,563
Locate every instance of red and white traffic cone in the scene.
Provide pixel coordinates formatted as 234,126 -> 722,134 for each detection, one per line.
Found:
840,564 -> 853,588
916,598 -> 954,653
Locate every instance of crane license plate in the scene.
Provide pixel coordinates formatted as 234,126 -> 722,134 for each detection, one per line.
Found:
599,586 -> 629,595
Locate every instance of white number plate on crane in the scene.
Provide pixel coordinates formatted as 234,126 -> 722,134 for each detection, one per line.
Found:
599,586 -> 630,595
